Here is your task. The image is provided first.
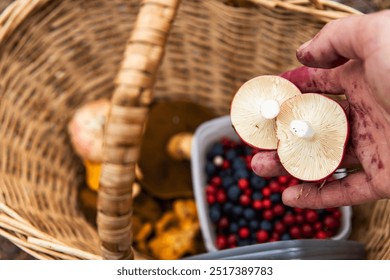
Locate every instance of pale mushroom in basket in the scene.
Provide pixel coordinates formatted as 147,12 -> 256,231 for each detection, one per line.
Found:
276,94 -> 349,181
230,75 -> 301,150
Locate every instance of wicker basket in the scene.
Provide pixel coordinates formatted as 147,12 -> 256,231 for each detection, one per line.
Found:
0,0 -> 388,260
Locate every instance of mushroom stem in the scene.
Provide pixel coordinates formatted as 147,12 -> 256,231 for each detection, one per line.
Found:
260,99 -> 280,119
289,120 -> 315,139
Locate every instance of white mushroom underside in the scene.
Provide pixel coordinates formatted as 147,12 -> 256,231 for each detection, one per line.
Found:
276,94 -> 348,181
231,76 -> 301,149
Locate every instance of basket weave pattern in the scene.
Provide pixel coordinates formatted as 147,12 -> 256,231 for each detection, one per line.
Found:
0,0 -> 388,260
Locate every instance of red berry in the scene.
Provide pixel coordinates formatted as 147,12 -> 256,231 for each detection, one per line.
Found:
216,235 -> 228,249
315,231 -> 327,239
314,221 -> 323,231
274,222 -> 286,234
239,227 -> 250,239
294,207 -> 304,214
216,189 -> 227,203
256,230 -> 269,243
273,204 -> 285,216
332,209 -> 342,219
326,229 -> 337,238
283,213 -> 296,226
302,224 -> 314,238
262,199 -> 272,209
269,232 -> 280,242
222,160 -> 230,169
207,194 -> 216,205
295,214 -> 304,224
245,155 -> 252,163
221,137 -> 231,147
227,234 -> 237,246
290,226 -> 302,239
211,176 -> 222,187
244,188 -> 252,196
252,200 -> 263,210
239,194 -> 251,206
278,175 -> 289,185
262,187 -> 271,197
305,210 -> 319,223
288,178 -> 300,187
238,178 -> 249,190
269,181 -> 281,193
263,209 -> 274,221
324,216 -> 340,229
218,217 -> 229,229
205,184 -> 217,195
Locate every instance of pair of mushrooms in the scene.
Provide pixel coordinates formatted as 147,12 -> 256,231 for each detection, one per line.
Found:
231,75 -> 349,182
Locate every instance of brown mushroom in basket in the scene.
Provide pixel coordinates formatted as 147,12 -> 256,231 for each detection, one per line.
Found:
276,94 -> 349,181
230,75 -> 301,150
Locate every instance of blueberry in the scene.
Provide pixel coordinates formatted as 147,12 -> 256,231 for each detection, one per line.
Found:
232,158 -> 246,170
229,222 -> 239,233
237,239 -> 251,247
234,169 -> 250,180
225,149 -> 237,161
233,205 -> 244,218
219,169 -> 233,178
251,176 -> 267,190
207,143 -> 224,159
222,176 -> 235,189
244,145 -> 253,156
209,205 -> 221,223
243,208 -> 256,220
238,218 -> 247,227
205,162 -> 216,178
252,192 -> 264,201
249,220 -> 260,231
227,186 -> 241,201
270,193 -> 282,203
222,202 -> 234,215
281,233 -> 291,241
260,220 -> 273,232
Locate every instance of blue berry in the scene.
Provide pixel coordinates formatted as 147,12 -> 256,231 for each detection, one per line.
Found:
227,186 -> 241,202
205,162 -> 216,178
219,169 -> 233,178
260,220 -> 273,232
244,145 -> 253,156
251,176 -> 267,190
270,193 -> 282,203
252,192 -> 264,201
232,158 -> 246,170
234,169 -> 250,180
238,218 -> 247,227
281,233 -> 291,241
209,204 -> 221,223
222,202 -> 234,215
229,222 -> 239,233
237,239 -> 251,247
222,176 -> 235,189
233,205 -> 244,218
207,143 -> 224,159
243,208 -> 256,220
249,220 -> 260,231
225,149 -> 237,161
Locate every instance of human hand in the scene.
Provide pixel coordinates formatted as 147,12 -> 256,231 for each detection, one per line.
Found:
251,10 -> 390,208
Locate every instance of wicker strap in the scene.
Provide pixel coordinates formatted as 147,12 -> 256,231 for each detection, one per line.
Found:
98,0 -> 180,260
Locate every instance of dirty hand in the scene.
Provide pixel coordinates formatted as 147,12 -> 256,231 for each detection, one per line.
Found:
251,10 -> 390,208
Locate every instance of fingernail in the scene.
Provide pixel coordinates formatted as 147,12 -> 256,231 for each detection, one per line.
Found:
297,39 -> 313,53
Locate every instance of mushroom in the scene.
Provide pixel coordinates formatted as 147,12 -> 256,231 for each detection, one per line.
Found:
230,75 -> 301,150
276,94 -> 349,181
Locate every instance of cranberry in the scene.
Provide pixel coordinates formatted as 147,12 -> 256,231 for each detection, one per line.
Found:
218,217 -> 229,229
314,221 -> 323,231
256,230 -> 269,243
238,178 -> 249,190
324,216 -> 340,229
262,199 -> 272,209
332,209 -> 342,219
269,181 -> 281,193
207,194 -> 216,205
283,213 -> 296,226
315,231 -> 327,239
206,184 -> 217,195
295,214 -> 304,224
278,175 -> 289,185
269,232 -> 280,242
289,226 -> 302,239
239,227 -> 250,239
216,189 -> 227,203
326,229 -> 337,238
262,209 -> 274,221
244,188 -> 253,196
274,222 -> 286,234
239,194 -> 251,206
294,207 -> 304,214
222,160 -> 230,169
227,234 -> 237,246
262,187 -> 271,197
305,210 -> 319,223
302,224 -> 314,238
216,235 -> 228,249
252,200 -> 263,210
273,204 -> 285,216
210,176 -> 222,187
288,178 -> 300,186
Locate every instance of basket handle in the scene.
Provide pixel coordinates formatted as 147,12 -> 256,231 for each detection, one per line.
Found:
97,0 -> 180,260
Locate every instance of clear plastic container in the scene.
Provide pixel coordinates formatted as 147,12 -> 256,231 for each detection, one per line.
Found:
191,115 -> 353,252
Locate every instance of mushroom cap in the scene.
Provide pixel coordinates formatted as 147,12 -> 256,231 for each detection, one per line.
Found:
231,75 -> 301,149
276,94 -> 349,181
